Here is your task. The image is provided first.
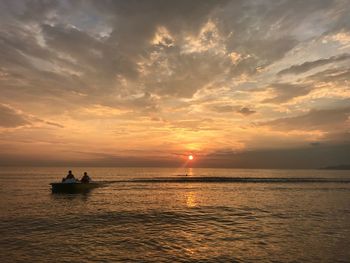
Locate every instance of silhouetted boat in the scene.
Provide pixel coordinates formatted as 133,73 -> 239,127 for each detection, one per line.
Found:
50,182 -> 100,193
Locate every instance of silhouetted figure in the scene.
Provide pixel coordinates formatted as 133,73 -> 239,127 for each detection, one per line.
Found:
66,170 -> 75,179
80,172 -> 91,183
62,170 -> 77,183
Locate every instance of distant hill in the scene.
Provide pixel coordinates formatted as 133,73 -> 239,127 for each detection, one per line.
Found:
321,164 -> 350,170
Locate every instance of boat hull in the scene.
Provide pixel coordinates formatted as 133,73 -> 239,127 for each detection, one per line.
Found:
50,182 -> 99,193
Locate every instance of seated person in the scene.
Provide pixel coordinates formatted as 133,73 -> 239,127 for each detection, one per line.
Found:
80,172 -> 91,183
62,170 -> 77,183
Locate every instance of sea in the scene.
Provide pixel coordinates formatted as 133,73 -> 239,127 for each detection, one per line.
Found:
0,167 -> 349,262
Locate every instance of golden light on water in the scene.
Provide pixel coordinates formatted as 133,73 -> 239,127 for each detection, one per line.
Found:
186,192 -> 197,208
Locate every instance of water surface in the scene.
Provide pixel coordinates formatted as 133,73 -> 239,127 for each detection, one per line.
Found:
1,167 -> 349,262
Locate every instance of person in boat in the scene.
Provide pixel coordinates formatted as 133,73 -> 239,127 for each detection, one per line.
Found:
62,170 -> 77,183
80,172 -> 91,183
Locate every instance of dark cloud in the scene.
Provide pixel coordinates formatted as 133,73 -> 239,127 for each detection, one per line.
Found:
220,0 -> 341,74
238,107 -> 256,116
211,105 -> 256,115
94,0 -> 228,35
0,25 -> 48,65
43,121 -> 64,128
101,92 -> 159,113
0,0 -> 349,166
278,53 -> 350,75
1,0 -> 348,105
212,105 -> 237,113
262,83 -> 311,104
307,67 -> 350,83
0,104 -> 65,129
0,25 -> 94,109
260,107 -> 350,132
310,142 -> 321,147
2,142 -> 348,169
0,104 -> 30,128
196,143 -> 350,169
0,0 -> 232,105
41,24 -> 103,62
0,152 -> 184,167
232,37 -> 298,74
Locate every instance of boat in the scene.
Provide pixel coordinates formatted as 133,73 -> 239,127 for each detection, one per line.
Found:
50,182 -> 100,193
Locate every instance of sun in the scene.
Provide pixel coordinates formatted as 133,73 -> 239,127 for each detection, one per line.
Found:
188,155 -> 194,160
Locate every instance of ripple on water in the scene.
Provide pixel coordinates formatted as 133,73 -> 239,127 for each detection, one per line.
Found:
1,168 -> 350,262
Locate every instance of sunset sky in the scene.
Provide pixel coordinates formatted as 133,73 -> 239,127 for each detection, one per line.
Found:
0,0 -> 349,168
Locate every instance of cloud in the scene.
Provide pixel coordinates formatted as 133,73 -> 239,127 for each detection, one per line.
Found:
210,104 -> 256,115
219,0 -> 341,73
1,0 -> 348,106
197,143 -> 350,169
140,48 -> 231,98
278,53 -> 350,75
307,67 -> 350,83
0,0 -> 232,105
260,107 -> 350,132
43,121 -> 64,128
0,103 -> 64,129
102,92 -> 160,113
0,0 -> 350,166
167,118 -> 216,132
0,104 -> 30,127
237,107 -> 256,116
262,83 -> 312,104
310,142 -> 321,147
211,105 -> 237,113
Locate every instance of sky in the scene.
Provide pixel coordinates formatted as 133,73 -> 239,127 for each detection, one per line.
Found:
0,0 -> 349,168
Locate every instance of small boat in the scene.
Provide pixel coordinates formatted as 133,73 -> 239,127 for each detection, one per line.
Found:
50,182 -> 100,193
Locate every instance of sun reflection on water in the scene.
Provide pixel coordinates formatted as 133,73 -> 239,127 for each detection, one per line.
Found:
186,192 -> 197,208
186,168 -> 194,176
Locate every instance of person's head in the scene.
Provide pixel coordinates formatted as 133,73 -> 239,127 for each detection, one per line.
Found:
84,172 -> 87,176
68,170 -> 72,174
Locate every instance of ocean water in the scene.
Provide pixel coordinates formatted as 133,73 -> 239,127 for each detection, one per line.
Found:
0,167 -> 350,262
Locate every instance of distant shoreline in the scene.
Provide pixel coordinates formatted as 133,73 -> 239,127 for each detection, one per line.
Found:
321,164 -> 350,170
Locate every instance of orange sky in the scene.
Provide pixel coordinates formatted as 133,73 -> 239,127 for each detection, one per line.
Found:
0,0 -> 349,167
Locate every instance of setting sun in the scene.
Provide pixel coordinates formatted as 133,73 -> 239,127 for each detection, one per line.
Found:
188,155 -> 194,160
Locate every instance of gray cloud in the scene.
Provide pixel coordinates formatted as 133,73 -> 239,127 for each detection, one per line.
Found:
307,67 -> 350,83
197,143 -> 350,169
260,107 -> 350,132
0,0 -> 231,107
0,0 -> 349,166
0,104 -> 64,129
42,121 -> 64,128
1,0 -> 349,106
1,142 -> 348,168
278,53 -> 350,75
262,83 -> 311,104
0,104 -> 30,128
238,107 -> 256,116
310,142 -> 321,147
212,105 -> 238,113
219,0 -> 342,73
232,38 -> 298,74
211,105 -> 256,115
